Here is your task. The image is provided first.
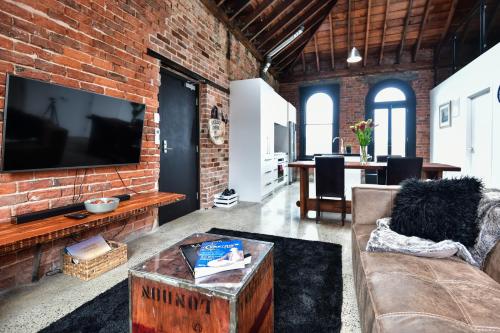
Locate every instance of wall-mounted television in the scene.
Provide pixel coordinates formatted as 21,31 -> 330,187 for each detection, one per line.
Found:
1,75 -> 146,172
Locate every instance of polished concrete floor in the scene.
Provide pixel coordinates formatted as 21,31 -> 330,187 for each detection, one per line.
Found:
0,182 -> 360,333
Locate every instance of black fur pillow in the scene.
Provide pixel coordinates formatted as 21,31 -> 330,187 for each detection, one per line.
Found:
390,177 -> 483,248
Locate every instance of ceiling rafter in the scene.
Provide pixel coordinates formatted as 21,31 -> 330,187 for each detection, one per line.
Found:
329,13 -> 335,69
270,4 -> 335,60
436,0 -> 458,53
249,0 -> 295,42
240,0 -> 278,32
229,0 -> 252,21
363,0 -> 372,67
261,0 -> 335,56
397,0 -> 414,64
301,51 -> 306,73
413,0 -> 432,62
275,37 -> 312,68
347,0 -> 351,67
314,34 -> 320,71
217,0 -> 226,6
277,19 -> 327,71
379,0 -> 390,65
257,0 -> 318,48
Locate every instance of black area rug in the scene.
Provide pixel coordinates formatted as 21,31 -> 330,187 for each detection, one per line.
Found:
40,229 -> 343,333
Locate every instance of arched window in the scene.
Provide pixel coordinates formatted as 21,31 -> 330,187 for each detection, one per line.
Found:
299,84 -> 340,158
305,93 -> 333,156
365,80 -> 416,159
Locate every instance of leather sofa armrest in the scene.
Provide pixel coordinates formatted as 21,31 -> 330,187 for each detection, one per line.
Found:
352,185 -> 400,225
484,241 -> 500,284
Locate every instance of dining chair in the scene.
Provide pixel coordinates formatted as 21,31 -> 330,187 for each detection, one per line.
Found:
385,157 -> 423,185
376,155 -> 401,185
315,156 -> 346,225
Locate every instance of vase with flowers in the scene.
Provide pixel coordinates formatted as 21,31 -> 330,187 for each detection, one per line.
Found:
350,119 -> 375,164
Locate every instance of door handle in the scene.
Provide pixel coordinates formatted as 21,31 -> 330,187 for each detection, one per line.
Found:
163,140 -> 173,154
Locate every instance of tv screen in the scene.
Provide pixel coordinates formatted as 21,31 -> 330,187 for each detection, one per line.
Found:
1,75 -> 145,172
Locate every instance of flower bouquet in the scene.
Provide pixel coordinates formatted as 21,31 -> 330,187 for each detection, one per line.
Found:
350,119 -> 375,164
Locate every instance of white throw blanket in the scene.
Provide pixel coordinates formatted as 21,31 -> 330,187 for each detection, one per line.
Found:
366,189 -> 500,267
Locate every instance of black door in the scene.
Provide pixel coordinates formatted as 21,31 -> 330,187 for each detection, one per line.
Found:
158,70 -> 199,225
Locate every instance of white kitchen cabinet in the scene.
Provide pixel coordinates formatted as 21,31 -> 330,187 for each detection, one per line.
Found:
229,78 -> 291,202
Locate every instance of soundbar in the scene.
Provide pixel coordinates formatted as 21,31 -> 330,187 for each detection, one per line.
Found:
12,194 -> 131,225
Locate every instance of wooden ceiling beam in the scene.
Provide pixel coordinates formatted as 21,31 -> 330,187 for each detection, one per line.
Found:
347,0 -> 351,67
379,0 -> 390,65
249,0 -> 295,42
261,0 -> 335,56
274,37 -> 311,68
229,0 -> 252,21
314,34 -> 320,72
437,0 -> 458,48
397,0 -> 414,64
413,0 -> 432,62
217,0 -> 226,6
329,13 -> 335,70
199,0 -> 263,61
280,62 -> 434,82
269,5 -> 333,60
276,20 -> 326,72
363,0 -> 372,67
301,51 -> 306,73
240,0 -> 278,32
257,0 -> 318,47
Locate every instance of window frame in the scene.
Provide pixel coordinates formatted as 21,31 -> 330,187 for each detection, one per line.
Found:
365,79 -> 417,158
299,84 -> 340,160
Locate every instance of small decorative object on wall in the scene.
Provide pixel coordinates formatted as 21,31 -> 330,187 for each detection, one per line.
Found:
209,106 -> 225,145
439,102 -> 451,128
350,119 -> 375,164
497,85 -> 500,103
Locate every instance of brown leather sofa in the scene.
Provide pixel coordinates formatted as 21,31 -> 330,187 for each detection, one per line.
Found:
352,185 -> 500,333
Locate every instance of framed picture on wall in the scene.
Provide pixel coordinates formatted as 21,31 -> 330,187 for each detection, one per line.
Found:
439,102 -> 451,128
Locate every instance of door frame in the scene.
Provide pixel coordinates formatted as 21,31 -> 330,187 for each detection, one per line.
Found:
466,87 -> 492,179
158,66 -> 201,213
365,79 -> 417,158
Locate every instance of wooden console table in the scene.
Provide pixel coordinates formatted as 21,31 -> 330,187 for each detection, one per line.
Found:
288,161 -> 461,219
0,192 -> 185,281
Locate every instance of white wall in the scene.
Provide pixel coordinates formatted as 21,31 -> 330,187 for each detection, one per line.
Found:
430,42 -> 500,188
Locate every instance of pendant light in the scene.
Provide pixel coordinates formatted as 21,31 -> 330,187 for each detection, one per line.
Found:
347,0 -> 362,64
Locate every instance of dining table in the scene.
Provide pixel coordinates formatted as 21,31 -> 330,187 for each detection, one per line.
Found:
288,160 -> 461,219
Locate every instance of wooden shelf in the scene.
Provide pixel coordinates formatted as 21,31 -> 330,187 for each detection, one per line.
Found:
0,192 -> 185,256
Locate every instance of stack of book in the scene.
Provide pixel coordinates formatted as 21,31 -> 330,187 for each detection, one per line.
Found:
180,239 -> 251,286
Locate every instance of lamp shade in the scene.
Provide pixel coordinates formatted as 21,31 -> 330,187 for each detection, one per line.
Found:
347,47 -> 362,63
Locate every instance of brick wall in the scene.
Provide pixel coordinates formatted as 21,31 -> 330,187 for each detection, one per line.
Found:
0,0 -> 272,289
279,69 -> 433,161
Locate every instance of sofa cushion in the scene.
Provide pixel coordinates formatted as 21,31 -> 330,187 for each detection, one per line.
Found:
390,178 -> 482,248
359,251 -> 500,332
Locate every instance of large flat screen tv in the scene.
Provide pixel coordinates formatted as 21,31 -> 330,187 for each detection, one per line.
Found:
1,75 -> 146,172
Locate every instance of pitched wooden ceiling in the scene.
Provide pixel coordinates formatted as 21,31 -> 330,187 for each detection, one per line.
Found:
201,0 -> 495,79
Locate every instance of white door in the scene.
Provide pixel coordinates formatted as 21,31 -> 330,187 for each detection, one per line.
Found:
468,90 -> 493,186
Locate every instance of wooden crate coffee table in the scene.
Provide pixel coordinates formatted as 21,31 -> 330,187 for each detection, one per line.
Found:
129,233 -> 274,333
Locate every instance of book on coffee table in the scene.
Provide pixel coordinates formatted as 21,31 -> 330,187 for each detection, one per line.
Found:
194,240 -> 245,278
180,239 -> 251,278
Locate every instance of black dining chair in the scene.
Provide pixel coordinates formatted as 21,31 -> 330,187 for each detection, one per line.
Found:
315,156 -> 346,225
376,155 -> 401,185
385,157 -> 423,185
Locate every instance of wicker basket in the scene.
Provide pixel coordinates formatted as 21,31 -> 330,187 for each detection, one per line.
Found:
63,241 -> 127,281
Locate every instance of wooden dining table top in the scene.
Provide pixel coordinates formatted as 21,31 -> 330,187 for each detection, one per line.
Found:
288,160 -> 461,172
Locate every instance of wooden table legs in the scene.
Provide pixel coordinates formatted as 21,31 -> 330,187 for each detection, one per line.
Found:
297,168 -> 309,218
295,168 -> 352,219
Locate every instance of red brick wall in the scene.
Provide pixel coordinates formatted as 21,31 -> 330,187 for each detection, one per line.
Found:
0,0 -> 272,289
279,69 -> 433,161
